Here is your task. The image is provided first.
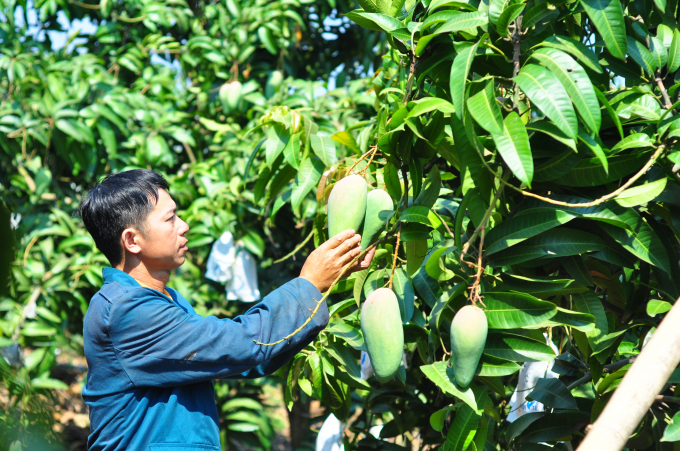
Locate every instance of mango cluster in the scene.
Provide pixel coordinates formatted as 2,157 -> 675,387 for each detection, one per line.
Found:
326,175 -> 392,249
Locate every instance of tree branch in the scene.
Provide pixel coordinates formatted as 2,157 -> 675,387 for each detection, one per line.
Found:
254,230 -> 397,346
273,229 -> 314,264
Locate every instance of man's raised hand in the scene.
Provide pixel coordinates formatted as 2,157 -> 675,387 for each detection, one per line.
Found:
300,229 -> 376,293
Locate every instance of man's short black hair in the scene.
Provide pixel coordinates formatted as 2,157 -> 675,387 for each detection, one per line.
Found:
77,169 -> 169,266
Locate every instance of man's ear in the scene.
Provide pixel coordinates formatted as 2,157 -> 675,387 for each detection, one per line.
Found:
121,228 -> 143,255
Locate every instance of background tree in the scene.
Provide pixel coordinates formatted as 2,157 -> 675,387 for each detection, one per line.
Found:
4,0 -> 680,449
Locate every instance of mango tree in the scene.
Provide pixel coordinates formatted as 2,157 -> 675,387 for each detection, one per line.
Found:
253,0 -> 680,448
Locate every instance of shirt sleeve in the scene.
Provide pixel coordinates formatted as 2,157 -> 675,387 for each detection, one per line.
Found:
108,277 -> 327,387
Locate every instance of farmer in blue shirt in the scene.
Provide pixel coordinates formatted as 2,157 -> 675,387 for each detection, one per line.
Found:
78,169 -> 375,451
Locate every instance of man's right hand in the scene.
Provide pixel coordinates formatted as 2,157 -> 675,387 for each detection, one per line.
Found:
300,229 -> 376,293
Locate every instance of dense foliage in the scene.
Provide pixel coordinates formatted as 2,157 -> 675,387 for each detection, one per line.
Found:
3,0 -> 680,449
0,0 -> 375,447
259,0 -> 680,449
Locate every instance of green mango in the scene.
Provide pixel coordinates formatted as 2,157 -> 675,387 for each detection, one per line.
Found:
327,175 -> 367,238
219,81 -> 242,113
360,189 -> 393,250
265,70 -> 284,98
361,288 -> 404,383
450,305 -> 488,388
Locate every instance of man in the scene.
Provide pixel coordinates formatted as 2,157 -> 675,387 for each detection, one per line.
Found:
78,169 -> 375,450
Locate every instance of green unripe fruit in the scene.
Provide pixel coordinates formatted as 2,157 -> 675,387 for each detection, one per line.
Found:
361,288 -> 404,383
327,175 -> 367,238
219,81 -> 242,114
360,189 -> 393,250
266,70 -> 284,98
450,305 -> 488,388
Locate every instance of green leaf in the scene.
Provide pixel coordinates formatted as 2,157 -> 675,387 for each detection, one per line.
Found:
610,133 -> 653,153
483,333 -> 556,361
450,42 -> 480,119
526,120 -> 577,152
496,274 -> 588,298
483,292 -> 557,329
521,2 -> 557,29
265,124 -> 289,167
446,403 -> 482,451
400,206 -> 438,227
493,112 -> 533,187
594,86 -> 624,140
489,228 -> 606,266
407,97 -> 456,118
533,149 -> 581,182
532,307 -> 595,332
353,268 -> 370,306
647,299 -> 673,317
526,378 -> 578,410
515,64 -> 578,139
650,36 -> 668,70
425,244 -> 457,281
653,0 -> 667,13
393,268 -> 415,322
283,132 -> 302,169
331,131 -> 362,154
496,2 -> 525,38
627,36 -> 658,75
530,48 -> 601,134
614,178 -> 667,208
291,157 -> 325,211
326,321 -> 365,350
31,377 -> 69,390
485,209 -> 578,255
435,11 -> 489,34
662,411 -> 680,441
505,412 -> 544,442
536,35 -> 603,74
467,79 -> 503,135
669,29 -> 680,73
354,0 -> 381,13
577,129 -> 608,173
521,411 -> 590,442
573,292 -> 608,352
476,354 -> 521,377
420,361 -> 478,411
580,0 -> 627,60
310,135 -> 337,166
415,166 -> 442,209
553,151 -> 650,187
600,206 -> 671,274
345,11 -> 403,32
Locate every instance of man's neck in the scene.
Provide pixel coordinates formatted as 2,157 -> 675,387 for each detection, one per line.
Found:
116,260 -> 170,293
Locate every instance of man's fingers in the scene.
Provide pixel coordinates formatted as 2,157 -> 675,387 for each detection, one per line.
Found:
339,244 -> 362,266
359,247 -> 376,268
334,233 -> 361,255
327,229 -> 356,249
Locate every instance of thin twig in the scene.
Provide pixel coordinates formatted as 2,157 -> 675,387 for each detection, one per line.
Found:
656,76 -> 674,111
360,147 -> 378,178
479,145 -> 665,208
68,0 -> 101,8
346,146 -> 377,175
566,357 -> 635,391
511,15 -> 523,112
469,227 -> 486,307
273,230 -> 314,264
432,210 -> 453,237
460,171 -> 509,263
387,224 -> 402,289
254,231 -> 396,346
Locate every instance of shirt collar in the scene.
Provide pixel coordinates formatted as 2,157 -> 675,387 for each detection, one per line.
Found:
102,267 -> 141,287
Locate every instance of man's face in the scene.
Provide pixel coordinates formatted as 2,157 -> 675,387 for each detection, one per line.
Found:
135,189 -> 190,270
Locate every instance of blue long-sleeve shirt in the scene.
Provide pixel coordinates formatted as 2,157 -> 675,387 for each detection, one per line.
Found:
82,267 -> 328,451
